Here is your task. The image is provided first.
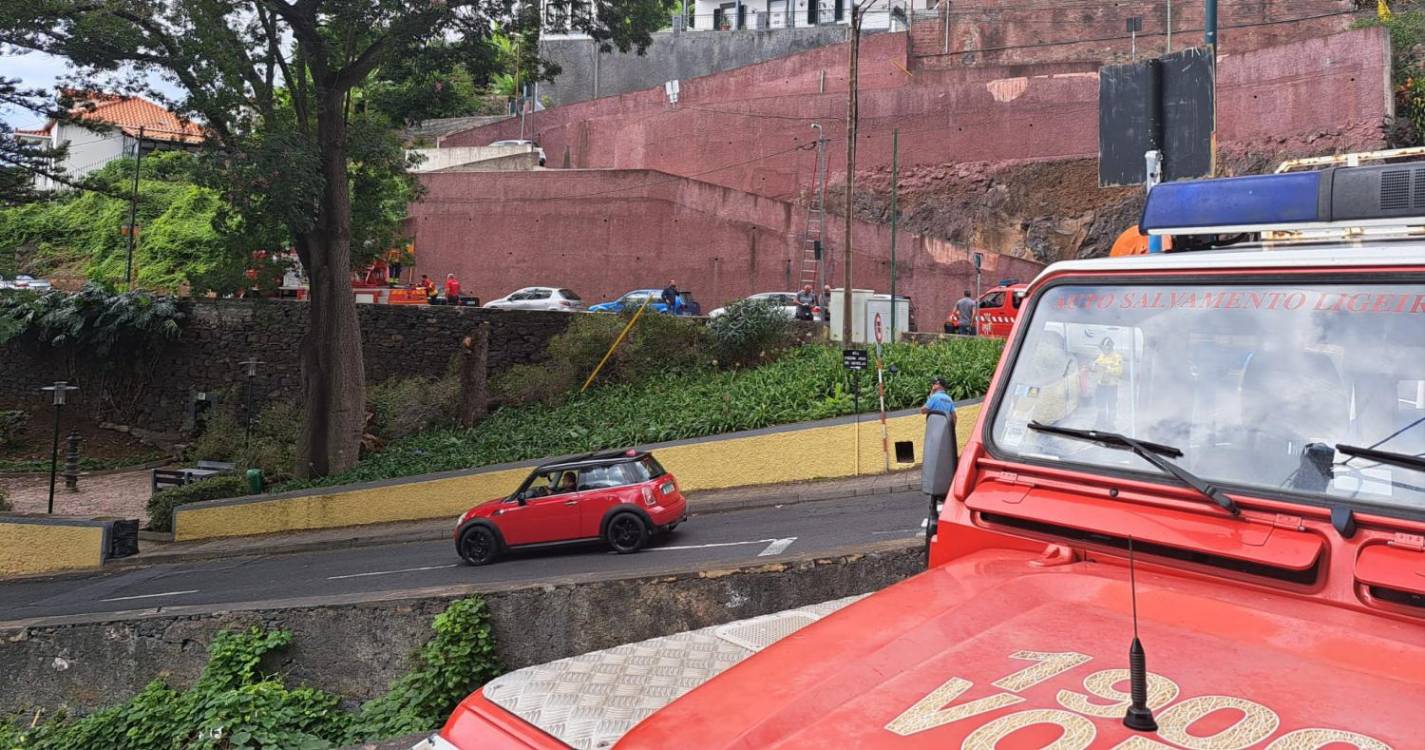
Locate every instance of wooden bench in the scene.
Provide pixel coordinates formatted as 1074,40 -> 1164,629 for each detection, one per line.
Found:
151,460 -> 237,496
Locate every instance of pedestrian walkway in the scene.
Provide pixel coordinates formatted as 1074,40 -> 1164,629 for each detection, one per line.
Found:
123,470 -> 921,567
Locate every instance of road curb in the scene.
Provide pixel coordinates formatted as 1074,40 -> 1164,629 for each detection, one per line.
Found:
75,479 -> 922,573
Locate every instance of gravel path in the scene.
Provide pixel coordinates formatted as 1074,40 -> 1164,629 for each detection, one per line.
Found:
0,467 -> 153,522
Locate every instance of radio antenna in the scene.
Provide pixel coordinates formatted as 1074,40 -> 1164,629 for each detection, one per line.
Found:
1123,537 -> 1158,732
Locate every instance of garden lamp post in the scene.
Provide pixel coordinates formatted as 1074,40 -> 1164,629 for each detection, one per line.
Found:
40,381 -> 79,514
238,358 -> 263,446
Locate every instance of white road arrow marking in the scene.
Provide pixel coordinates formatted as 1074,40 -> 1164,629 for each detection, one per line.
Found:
327,564 -> 457,580
101,589 -> 199,603
758,537 -> 798,556
651,538 -> 783,552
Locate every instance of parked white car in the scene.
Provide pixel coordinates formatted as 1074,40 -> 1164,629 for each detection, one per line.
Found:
0,275 -> 52,291
707,292 -> 800,319
484,286 -> 584,311
489,139 -> 547,167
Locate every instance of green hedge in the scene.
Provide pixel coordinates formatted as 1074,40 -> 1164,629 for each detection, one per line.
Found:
285,337 -> 1003,491
0,597 -> 502,749
146,473 -> 249,532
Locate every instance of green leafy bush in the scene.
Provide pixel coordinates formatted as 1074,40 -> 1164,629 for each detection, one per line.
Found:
706,298 -> 796,368
0,409 -> 25,449
292,337 -> 1004,490
353,597 -> 503,738
1,597 -> 501,748
187,397 -> 300,482
368,375 -> 461,442
146,473 -> 249,533
0,151 -> 248,294
0,283 -> 185,358
494,311 -> 709,405
1357,10 -> 1425,145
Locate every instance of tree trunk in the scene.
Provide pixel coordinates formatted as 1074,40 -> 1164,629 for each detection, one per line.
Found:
458,323 -> 490,427
294,94 -> 366,479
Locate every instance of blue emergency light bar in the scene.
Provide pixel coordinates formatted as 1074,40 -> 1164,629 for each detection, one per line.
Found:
1139,161 -> 1425,236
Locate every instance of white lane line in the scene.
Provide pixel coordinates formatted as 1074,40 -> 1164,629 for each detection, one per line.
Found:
101,589 -> 199,603
327,564 -> 457,580
649,538 -> 781,552
758,537 -> 798,557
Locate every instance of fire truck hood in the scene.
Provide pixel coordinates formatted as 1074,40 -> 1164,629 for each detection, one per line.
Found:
617,547 -> 1425,749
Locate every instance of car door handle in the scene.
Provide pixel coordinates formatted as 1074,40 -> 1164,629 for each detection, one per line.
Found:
563,500 -> 578,506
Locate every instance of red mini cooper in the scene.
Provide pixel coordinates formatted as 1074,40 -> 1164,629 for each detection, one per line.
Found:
454,449 -> 688,565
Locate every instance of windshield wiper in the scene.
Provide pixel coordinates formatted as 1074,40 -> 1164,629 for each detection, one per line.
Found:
1335,444 -> 1425,474
1028,422 -> 1241,516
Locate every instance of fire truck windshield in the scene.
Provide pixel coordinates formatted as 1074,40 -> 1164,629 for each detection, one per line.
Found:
989,280 -> 1425,517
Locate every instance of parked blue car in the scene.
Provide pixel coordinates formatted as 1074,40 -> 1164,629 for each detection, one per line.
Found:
587,289 -> 671,314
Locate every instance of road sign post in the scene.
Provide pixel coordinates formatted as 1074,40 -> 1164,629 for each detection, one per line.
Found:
843,349 -> 868,475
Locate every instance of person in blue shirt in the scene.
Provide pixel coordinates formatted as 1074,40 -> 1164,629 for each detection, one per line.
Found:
921,377 -> 957,427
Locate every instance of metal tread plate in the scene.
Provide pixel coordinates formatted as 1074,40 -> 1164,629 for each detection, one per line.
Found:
483,594 -> 867,749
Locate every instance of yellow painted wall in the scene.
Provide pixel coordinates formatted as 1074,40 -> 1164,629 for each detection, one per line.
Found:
174,406 -> 980,542
0,521 -> 106,577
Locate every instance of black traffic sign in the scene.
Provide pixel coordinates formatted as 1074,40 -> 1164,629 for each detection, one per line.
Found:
843,349 -> 869,370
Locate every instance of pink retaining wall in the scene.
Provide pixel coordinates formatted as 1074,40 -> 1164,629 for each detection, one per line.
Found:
443,28 -> 1389,203
409,169 -> 1043,328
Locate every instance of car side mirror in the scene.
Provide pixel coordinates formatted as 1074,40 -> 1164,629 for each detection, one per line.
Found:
513,491 -> 527,505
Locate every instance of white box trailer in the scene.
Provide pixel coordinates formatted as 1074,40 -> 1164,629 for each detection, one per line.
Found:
827,289 -> 910,343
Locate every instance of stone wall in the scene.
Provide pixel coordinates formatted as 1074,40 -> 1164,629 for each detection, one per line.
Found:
0,300 -> 574,434
540,26 -> 852,108
0,542 -> 922,715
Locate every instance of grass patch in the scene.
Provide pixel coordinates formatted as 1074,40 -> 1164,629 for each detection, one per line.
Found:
283,338 -> 1002,491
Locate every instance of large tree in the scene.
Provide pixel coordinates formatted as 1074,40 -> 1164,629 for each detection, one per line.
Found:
2,0 -> 664,477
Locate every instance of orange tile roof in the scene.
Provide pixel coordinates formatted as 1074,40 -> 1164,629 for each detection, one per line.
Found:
77,95 -> 206,144
29,93 -> 207,145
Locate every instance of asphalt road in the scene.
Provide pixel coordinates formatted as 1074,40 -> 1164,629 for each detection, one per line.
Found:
0,492 -> 928,622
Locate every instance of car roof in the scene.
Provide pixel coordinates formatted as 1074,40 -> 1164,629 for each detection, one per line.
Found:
535,449 -> 652,472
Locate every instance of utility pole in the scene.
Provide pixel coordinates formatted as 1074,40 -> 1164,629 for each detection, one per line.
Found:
1205,0 -> 1217,49
1165,0 -> 1173,53
842,0 -> 872,344
124,126 -> 144,291
889,128 -> 898,344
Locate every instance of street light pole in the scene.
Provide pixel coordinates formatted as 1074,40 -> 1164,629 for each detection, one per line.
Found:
124,126 -> 144,291
40,381 -> 79,515
239,358 -> 263,446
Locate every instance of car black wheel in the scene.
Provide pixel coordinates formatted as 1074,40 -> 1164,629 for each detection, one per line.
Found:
606,513 -> 649,554
458,525 -> 501,566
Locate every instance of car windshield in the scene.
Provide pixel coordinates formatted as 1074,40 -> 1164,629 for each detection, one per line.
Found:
989,280 -> 1425,517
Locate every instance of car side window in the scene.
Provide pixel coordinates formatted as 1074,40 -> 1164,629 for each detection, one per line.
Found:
579,465 -> 625,490
980,292 -> 1005,309
1011,291 -> 1026,309
528,289 -> 552,299
509,291 -> 532,301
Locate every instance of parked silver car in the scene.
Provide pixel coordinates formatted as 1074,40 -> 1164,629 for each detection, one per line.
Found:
484,286 -> 583,311
707,292 -> 800,319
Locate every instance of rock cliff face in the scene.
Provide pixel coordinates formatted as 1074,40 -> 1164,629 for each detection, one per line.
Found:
835,130 -> 1395,265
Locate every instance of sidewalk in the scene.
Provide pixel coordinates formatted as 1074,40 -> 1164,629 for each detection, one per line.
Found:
121,470 -> 921,567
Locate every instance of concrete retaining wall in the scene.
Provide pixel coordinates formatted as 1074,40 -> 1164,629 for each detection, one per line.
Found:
0,542 -> 924,715
171,406 -> 977,541
0,516 -> 111,577
410,168 -> 1044,327
541,26 -> 852,108
443,28 -> 1390,207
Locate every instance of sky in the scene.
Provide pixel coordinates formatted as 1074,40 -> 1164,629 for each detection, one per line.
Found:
2,50 -> 184,129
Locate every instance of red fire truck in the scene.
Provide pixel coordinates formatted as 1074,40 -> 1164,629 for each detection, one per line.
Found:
945,283 -> 1030,338
419,165 -> 1425,749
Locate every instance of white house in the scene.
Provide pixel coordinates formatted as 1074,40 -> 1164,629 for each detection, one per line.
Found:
14,92 -> 205,191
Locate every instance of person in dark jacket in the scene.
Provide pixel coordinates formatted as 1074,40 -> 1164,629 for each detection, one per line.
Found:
661,280 -> 679,314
